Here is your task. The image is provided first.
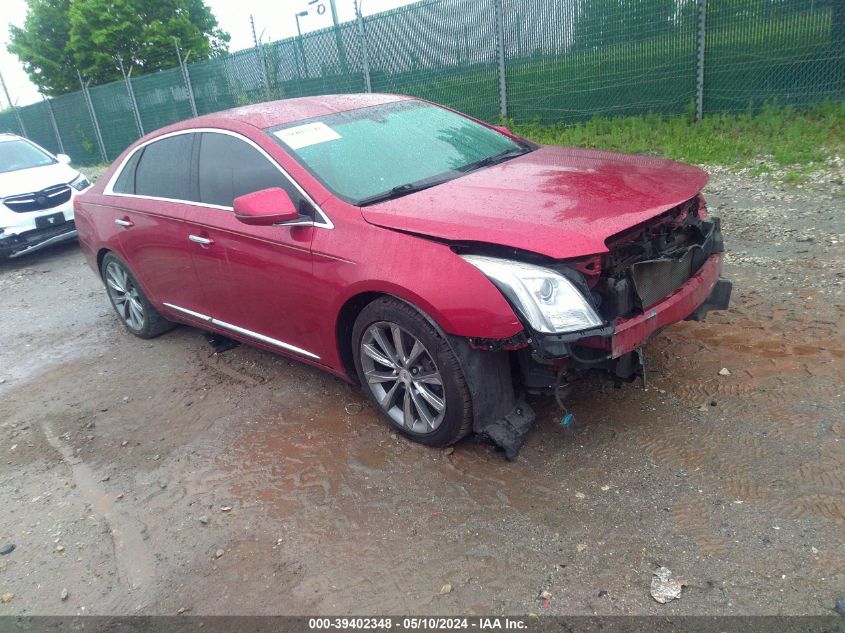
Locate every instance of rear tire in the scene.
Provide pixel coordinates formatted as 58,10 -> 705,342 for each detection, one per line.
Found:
352,297 -> 472,447
101,252 -> 174,339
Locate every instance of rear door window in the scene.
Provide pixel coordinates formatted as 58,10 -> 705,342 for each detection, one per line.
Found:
134,134 -> 195,201
112,150 -> 142,195
197,132 -> 304,210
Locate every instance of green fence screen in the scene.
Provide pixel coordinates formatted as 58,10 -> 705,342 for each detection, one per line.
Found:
17,100 -> 58,154
505,0 -> 698,123
1,0 -> 841,165
366,0 -> 501,122
48,91 -> 101,165
705,0 -> 844,112
0,110 -> 24,137
88,81 -> 141,161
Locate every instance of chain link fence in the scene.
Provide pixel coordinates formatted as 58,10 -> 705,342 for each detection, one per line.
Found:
1,0 -> 842,165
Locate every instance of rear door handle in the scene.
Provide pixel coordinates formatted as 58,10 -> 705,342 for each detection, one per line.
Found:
114,218 -> 134,228
188,234 -> 214,246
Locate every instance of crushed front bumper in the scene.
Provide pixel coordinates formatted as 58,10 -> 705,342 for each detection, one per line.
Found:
0,221 -> 78,259
527,252 -> 731,361
610,253 -> 730,358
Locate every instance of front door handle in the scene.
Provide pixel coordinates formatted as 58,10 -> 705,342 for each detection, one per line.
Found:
188,234 -> 214,246
114,218 -> 134,228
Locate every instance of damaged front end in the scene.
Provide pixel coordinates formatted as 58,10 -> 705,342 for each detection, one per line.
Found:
0,221 -> 78,259
459,195 -> 731,459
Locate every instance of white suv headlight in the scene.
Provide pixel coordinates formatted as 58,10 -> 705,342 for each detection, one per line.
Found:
70,173 -> 91,191
461,255 -> 603,334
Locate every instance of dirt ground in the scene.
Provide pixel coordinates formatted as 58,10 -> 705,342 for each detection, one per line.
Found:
0,167 -> 843,616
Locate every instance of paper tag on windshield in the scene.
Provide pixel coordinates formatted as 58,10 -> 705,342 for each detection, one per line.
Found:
273,122 -> 340,149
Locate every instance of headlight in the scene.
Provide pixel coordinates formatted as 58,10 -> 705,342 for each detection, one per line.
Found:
70,173 -> 91,191
461,255 -> 603,334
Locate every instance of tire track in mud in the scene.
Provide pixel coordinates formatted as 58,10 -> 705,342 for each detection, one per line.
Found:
636,289 -> 845,556
182,401 -> 359,522
193,347 -> 267,387
718,464 -> 767,502
758,494 -> 845,523
671,374 -> 840,421
670,497 -> 728,556
39,418 -> 158,605
789,452 -> 845,494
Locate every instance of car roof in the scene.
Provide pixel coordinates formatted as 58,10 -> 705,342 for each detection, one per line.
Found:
0,133 -> 22,143
185,93 -> 410,131
114,94 -> 418,162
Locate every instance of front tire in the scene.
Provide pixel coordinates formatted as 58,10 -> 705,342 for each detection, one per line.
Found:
352,297 -> 472,447
101,252 -> 173,339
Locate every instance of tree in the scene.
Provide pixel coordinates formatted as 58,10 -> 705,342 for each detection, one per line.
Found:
7,0 -> 75,96
8,0 -> 230,96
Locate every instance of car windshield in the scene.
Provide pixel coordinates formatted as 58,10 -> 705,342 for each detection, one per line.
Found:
266,100 -> 530,206
0,139 -> 56,174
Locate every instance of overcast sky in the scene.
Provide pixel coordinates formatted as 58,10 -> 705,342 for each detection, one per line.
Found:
1,0 -> 414,107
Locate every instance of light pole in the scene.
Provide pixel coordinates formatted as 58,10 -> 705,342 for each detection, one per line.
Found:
0,69 -> 27,137
295,11 -> 308,79
295,10 -> 308,37
328,0 -> 348,73
354,0 -> 372,92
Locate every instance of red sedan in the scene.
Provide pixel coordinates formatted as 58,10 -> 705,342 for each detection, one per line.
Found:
75,94 -> 731,458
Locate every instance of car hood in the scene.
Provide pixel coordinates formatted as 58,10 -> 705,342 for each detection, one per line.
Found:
0,162 -> 80,198
360,146 -> 708,259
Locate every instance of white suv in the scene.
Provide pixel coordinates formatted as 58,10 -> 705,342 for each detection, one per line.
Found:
0,133 -> 92,259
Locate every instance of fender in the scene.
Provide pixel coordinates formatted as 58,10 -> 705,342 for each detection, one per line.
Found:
312,216 -> 525,370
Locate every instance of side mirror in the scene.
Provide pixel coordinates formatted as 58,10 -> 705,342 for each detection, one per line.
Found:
233,188 -> 304,226
56,153 -> 71,165
492,125 -> 510,135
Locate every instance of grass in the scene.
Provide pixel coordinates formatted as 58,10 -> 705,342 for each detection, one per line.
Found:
511,102 -> 845,182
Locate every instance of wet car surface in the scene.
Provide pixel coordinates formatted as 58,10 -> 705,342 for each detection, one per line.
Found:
0,170 -> 842,616
73,96 -> 731,457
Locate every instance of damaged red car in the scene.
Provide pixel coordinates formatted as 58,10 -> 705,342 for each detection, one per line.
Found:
74,94 -> 731,458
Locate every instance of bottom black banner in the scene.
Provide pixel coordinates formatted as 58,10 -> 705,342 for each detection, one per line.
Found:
0,616 -> 843,633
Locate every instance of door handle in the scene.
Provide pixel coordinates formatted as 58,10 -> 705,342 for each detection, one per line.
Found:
188,234 -> 214,246
114,218 -> 134,228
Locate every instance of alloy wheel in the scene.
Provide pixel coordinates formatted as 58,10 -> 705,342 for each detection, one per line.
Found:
105,261 -> 146,331
360,321 -> 446,434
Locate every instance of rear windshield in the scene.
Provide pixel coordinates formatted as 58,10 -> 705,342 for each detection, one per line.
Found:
266,100 -> 525,205
0,139 -> 56,174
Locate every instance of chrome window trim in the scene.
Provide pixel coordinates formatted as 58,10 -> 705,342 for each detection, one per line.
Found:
104,127 -> 334,229
162,302 -> 320,361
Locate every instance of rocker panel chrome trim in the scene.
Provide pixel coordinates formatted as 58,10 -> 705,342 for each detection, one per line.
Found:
162,302 -> 320,360
211,318 -> 320,360
162,303 -> 211,322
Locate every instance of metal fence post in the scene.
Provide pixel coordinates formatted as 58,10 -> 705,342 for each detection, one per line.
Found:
77,69 -> 108,163
12,107 -> 26,138
259,45 -> 273,100
492,0 -> 508,120
250,15 -> 272,101
329,0 -> 349,74
355,2 -> 372,93
118,57 -> 144,137
42,95 -> 65,155
0,69 -> 27,137
695,0 -> 707,122
173,39 -> 198,118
